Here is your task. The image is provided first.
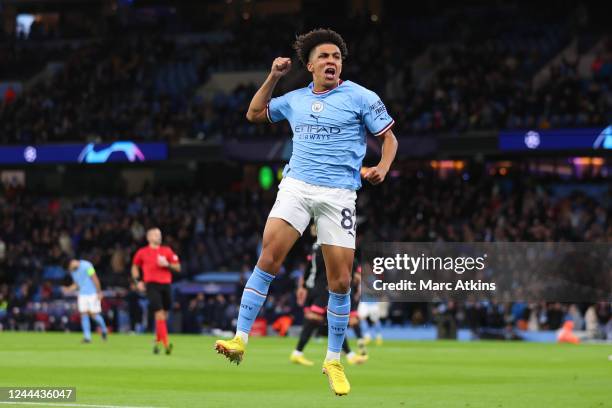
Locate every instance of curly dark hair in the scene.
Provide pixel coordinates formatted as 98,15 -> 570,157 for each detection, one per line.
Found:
293,28 -> 348,66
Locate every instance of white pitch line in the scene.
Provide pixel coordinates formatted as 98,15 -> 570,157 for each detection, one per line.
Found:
0,402 -> 166,408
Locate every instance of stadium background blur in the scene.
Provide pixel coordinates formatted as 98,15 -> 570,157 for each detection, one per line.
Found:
0,0 -> 610,342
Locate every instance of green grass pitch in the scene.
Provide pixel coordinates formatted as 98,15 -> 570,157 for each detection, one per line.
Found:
0,332 -> 610,408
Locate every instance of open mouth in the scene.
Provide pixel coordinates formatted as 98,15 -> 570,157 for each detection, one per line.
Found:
324,67 -> 336,80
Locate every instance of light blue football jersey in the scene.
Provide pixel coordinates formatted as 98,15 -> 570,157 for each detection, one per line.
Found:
267,80 -> 394,190
71,260 -> 97,296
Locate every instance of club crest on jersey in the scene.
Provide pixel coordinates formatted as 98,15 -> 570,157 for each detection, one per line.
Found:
311,101 -> 324,113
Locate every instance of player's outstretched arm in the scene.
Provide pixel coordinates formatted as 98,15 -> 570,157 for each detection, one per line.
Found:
131,264 -> 140,282
246,57 -> 291,123
63,283 -> 78,294
363,129 -> 398,185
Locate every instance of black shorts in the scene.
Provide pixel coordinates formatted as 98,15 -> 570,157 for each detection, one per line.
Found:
146,282 -> 171,312
304,287 -> 328,315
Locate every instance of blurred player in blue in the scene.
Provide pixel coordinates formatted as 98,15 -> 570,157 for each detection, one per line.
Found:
215,28 -> 398,396
63,257 -> 108,343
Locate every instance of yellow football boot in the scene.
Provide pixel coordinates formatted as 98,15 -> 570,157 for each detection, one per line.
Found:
322,360 -> 350,396
346,353 -> 369,365
214,336 -> 246,365
290,353 -> 314,366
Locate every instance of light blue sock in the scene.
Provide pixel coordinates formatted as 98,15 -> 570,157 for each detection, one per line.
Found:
236,267 -> 275,336
360,319 -> 369,337
326,290 -> 350,355
93,314 -> 107,334
373,320 -> 382,336
81,315 -> 91,341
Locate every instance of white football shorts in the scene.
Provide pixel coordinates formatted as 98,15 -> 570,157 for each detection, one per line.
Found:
268,176 -> 357,249
358,302 -> 381,321
78,294 -> 102,314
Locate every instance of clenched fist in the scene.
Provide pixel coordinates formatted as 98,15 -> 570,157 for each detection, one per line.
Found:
271,57 -> 292,78
362,166 -> 388,185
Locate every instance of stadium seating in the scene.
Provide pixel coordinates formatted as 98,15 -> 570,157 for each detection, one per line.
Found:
2,8 -> 609,144
0,3 -> 609,339
0,168 -> 609,335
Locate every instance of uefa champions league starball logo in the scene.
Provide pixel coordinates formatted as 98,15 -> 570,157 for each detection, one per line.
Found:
24,146 -> 37,162
524,131 -> 541,149
311,101 -> 324,113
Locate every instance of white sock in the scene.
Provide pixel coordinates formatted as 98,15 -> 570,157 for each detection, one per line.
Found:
292,350 -> 303,357
325,350 -> 341,361
347,351 -> 356,359
235,330 -> 249,344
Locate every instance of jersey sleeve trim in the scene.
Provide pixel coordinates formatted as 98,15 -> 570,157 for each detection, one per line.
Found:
266,103 -> 273,123
372,119 -> 395,137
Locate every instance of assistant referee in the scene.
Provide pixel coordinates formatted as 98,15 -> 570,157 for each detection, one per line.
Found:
131,227 -> 180,354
